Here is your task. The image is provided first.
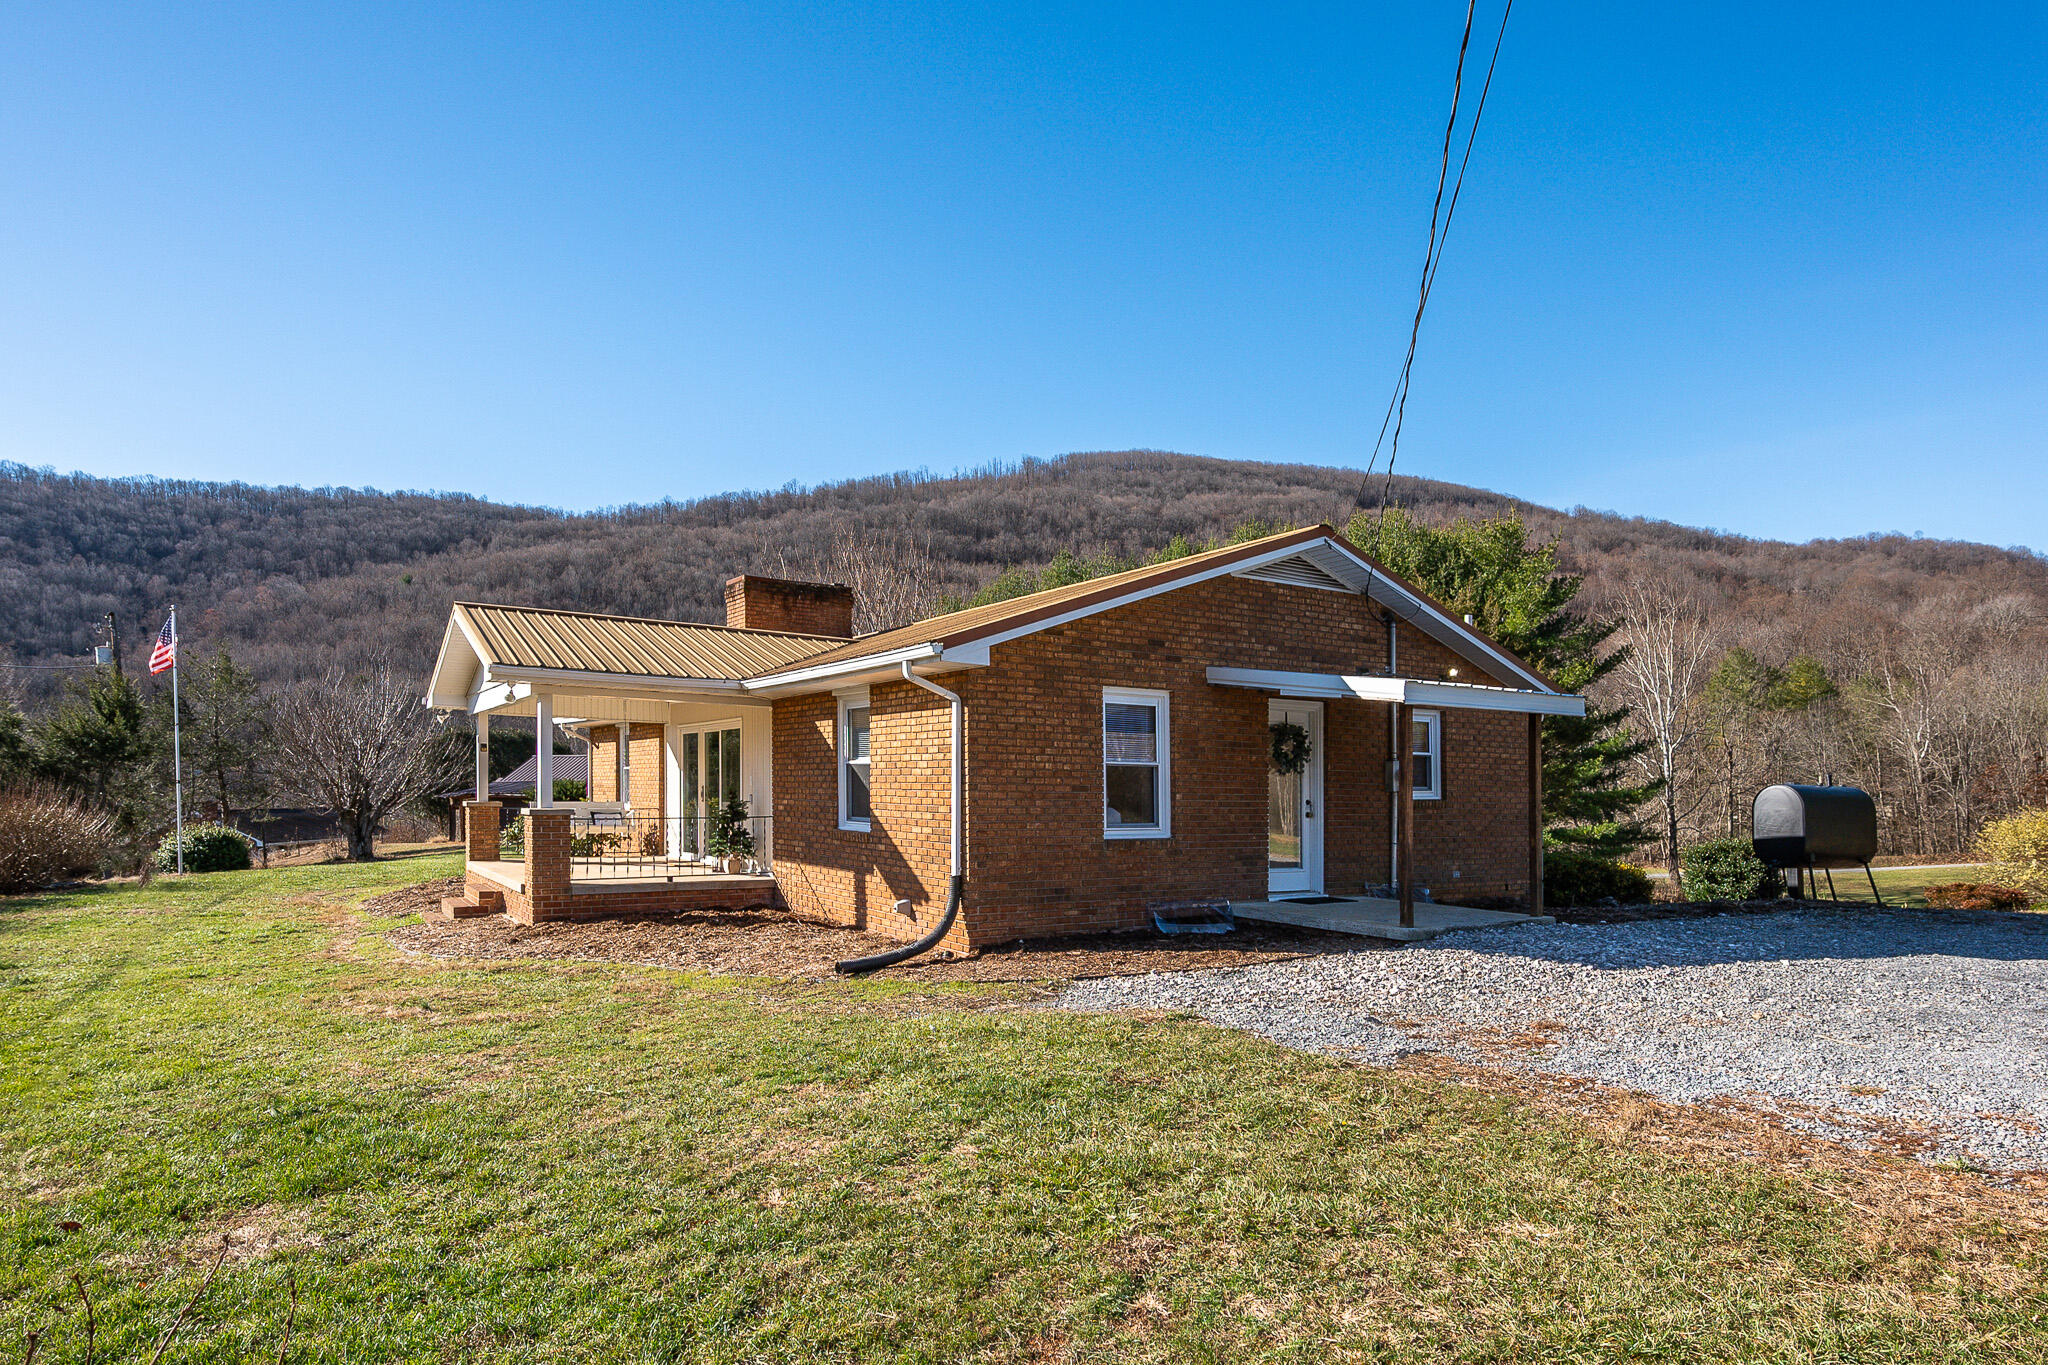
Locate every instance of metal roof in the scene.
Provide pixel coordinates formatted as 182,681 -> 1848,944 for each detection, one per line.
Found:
456,602 -> 835,680
434,525 -> 1560,700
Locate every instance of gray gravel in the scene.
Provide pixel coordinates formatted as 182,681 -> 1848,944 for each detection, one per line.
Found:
1054,906 -> 2048,1170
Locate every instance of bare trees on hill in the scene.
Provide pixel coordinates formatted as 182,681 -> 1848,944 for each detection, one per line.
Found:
5,451 -> 2046,857
1593,579 -> 2048,860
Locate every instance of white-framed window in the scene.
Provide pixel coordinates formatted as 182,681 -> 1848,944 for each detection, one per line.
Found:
837,689 -> 872,831
616,724 -> 631,804
1411,709 -> 1442,800
1103,687 -> 1171,839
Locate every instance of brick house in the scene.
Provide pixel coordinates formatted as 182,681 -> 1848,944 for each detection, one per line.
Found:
425,525 -> 1585,956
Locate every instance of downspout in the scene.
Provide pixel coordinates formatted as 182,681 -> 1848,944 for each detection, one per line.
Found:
1385,615 -> 1400,889
834,661 -> 965,973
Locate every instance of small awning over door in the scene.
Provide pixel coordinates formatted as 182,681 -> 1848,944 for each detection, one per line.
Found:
1205,666 -> 1587,717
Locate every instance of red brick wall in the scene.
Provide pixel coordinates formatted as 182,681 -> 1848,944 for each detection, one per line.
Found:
771,681 -> 960,948
588,726 -> 619,801
770,575 -> 1535,949
475,870 -> 781,925
725,575 -> 854,638
626,723 -> 664,812
463,801 -> 500,862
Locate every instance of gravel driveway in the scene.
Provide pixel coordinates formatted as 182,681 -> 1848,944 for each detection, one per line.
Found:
1055,906 -> 2048,1170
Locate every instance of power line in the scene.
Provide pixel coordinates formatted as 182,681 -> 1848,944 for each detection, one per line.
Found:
1359,0 -> 1516,550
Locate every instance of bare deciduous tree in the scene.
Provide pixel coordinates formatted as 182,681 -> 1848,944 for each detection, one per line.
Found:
1611,583 -> 1718,876
768,523 -> 946,634
271,666 -> 462,860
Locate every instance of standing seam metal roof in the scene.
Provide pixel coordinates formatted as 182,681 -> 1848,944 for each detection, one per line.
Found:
456,602 -> 837,678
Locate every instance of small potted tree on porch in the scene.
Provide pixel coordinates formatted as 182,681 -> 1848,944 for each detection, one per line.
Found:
706,796 -> 758,874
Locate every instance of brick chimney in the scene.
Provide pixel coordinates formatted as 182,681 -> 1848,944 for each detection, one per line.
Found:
724,575 -> 855,638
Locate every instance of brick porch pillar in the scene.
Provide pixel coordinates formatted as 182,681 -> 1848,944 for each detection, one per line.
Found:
464,801 -> 501,862
524,808 -> 573,921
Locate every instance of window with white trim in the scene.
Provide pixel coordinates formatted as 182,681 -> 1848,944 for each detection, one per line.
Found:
1103,687 -> 1171,838
1410,709 -> 1442,800
838,690 -> 872,830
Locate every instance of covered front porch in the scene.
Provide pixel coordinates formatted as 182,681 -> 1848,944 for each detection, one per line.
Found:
451,684 -> 781,924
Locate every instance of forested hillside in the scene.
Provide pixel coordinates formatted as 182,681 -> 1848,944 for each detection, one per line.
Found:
5,450 -> 2045,857
7,450 -> 2041,687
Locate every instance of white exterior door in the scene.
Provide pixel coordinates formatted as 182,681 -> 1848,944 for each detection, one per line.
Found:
1267,699 -> 1324,897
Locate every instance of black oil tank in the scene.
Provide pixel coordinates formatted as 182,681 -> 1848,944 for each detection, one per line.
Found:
1751,784 -> 1879,869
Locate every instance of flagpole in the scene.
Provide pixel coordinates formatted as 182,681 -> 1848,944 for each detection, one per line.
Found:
169,607 -> 184,874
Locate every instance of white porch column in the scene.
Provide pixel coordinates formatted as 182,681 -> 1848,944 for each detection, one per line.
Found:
474,713 -> 491,801
534,693 -> 554,809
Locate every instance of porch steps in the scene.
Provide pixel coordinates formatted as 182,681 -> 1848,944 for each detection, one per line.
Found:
428,895 -> 499,922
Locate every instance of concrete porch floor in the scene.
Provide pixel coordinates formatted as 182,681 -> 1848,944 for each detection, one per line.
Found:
1230,896 -> 1553,943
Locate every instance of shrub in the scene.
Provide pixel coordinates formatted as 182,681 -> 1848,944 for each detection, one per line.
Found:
0,786 -> 115,893
155,822 -> 255,874
1976,808 -> 2048,898
1681,838 -> 1781,902
553,778 -> 586,802
1923,882 -> 2035,911
1544,849 -> 1656,907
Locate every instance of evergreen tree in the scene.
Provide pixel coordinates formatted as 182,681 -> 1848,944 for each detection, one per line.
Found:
182,644 -> 271,820
33,667 -> 163,865
1348,508 -> 1657,856
35,667 -> 152,807
1773,654 -> 1838,710
0,699 -> 30,783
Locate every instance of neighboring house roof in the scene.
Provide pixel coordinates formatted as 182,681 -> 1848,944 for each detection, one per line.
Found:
456,602 -> 836,679
440,753 -> 590,801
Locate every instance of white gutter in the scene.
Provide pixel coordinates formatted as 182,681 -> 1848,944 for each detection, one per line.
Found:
489,663 -> 750,693
744,641 -> 943,693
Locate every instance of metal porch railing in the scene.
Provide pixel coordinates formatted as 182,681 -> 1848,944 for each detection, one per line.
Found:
567,812 -> 773,880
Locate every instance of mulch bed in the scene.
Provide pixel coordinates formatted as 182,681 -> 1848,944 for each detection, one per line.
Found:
382,898 -> 1383,983
361,877 -> 467,917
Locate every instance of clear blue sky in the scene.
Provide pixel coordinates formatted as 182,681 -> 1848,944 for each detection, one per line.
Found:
3,4 -> 2043,548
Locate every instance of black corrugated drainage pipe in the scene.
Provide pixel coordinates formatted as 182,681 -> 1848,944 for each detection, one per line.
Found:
835,662 -> 964,974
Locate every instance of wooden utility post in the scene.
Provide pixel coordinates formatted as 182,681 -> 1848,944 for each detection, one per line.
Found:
1527,713 -> 1544,914
1397,701 -> 1416,929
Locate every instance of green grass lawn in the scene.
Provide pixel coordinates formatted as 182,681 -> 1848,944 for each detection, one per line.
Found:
4,858 -> 2046,1362
1855,865 -> 2008,909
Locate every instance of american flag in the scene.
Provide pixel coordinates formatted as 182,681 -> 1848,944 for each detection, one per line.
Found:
147,611 -> 177,675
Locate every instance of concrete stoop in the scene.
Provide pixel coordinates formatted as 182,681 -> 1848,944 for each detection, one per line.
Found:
1230,896 -> 1553,943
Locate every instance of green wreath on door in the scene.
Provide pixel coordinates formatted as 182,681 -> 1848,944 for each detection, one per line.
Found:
1269,720 -> 1313,776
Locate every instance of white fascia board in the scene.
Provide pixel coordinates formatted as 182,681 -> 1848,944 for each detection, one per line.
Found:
965,541 -> 1346,654
489,663 -> 749,695
1206,666 -> 1585,717
953,537 -> 1552,694
427,611 -> 490,710
741,642 -> 944,696
1300,541 -> 1554,693
1399,678 -> 1587,716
